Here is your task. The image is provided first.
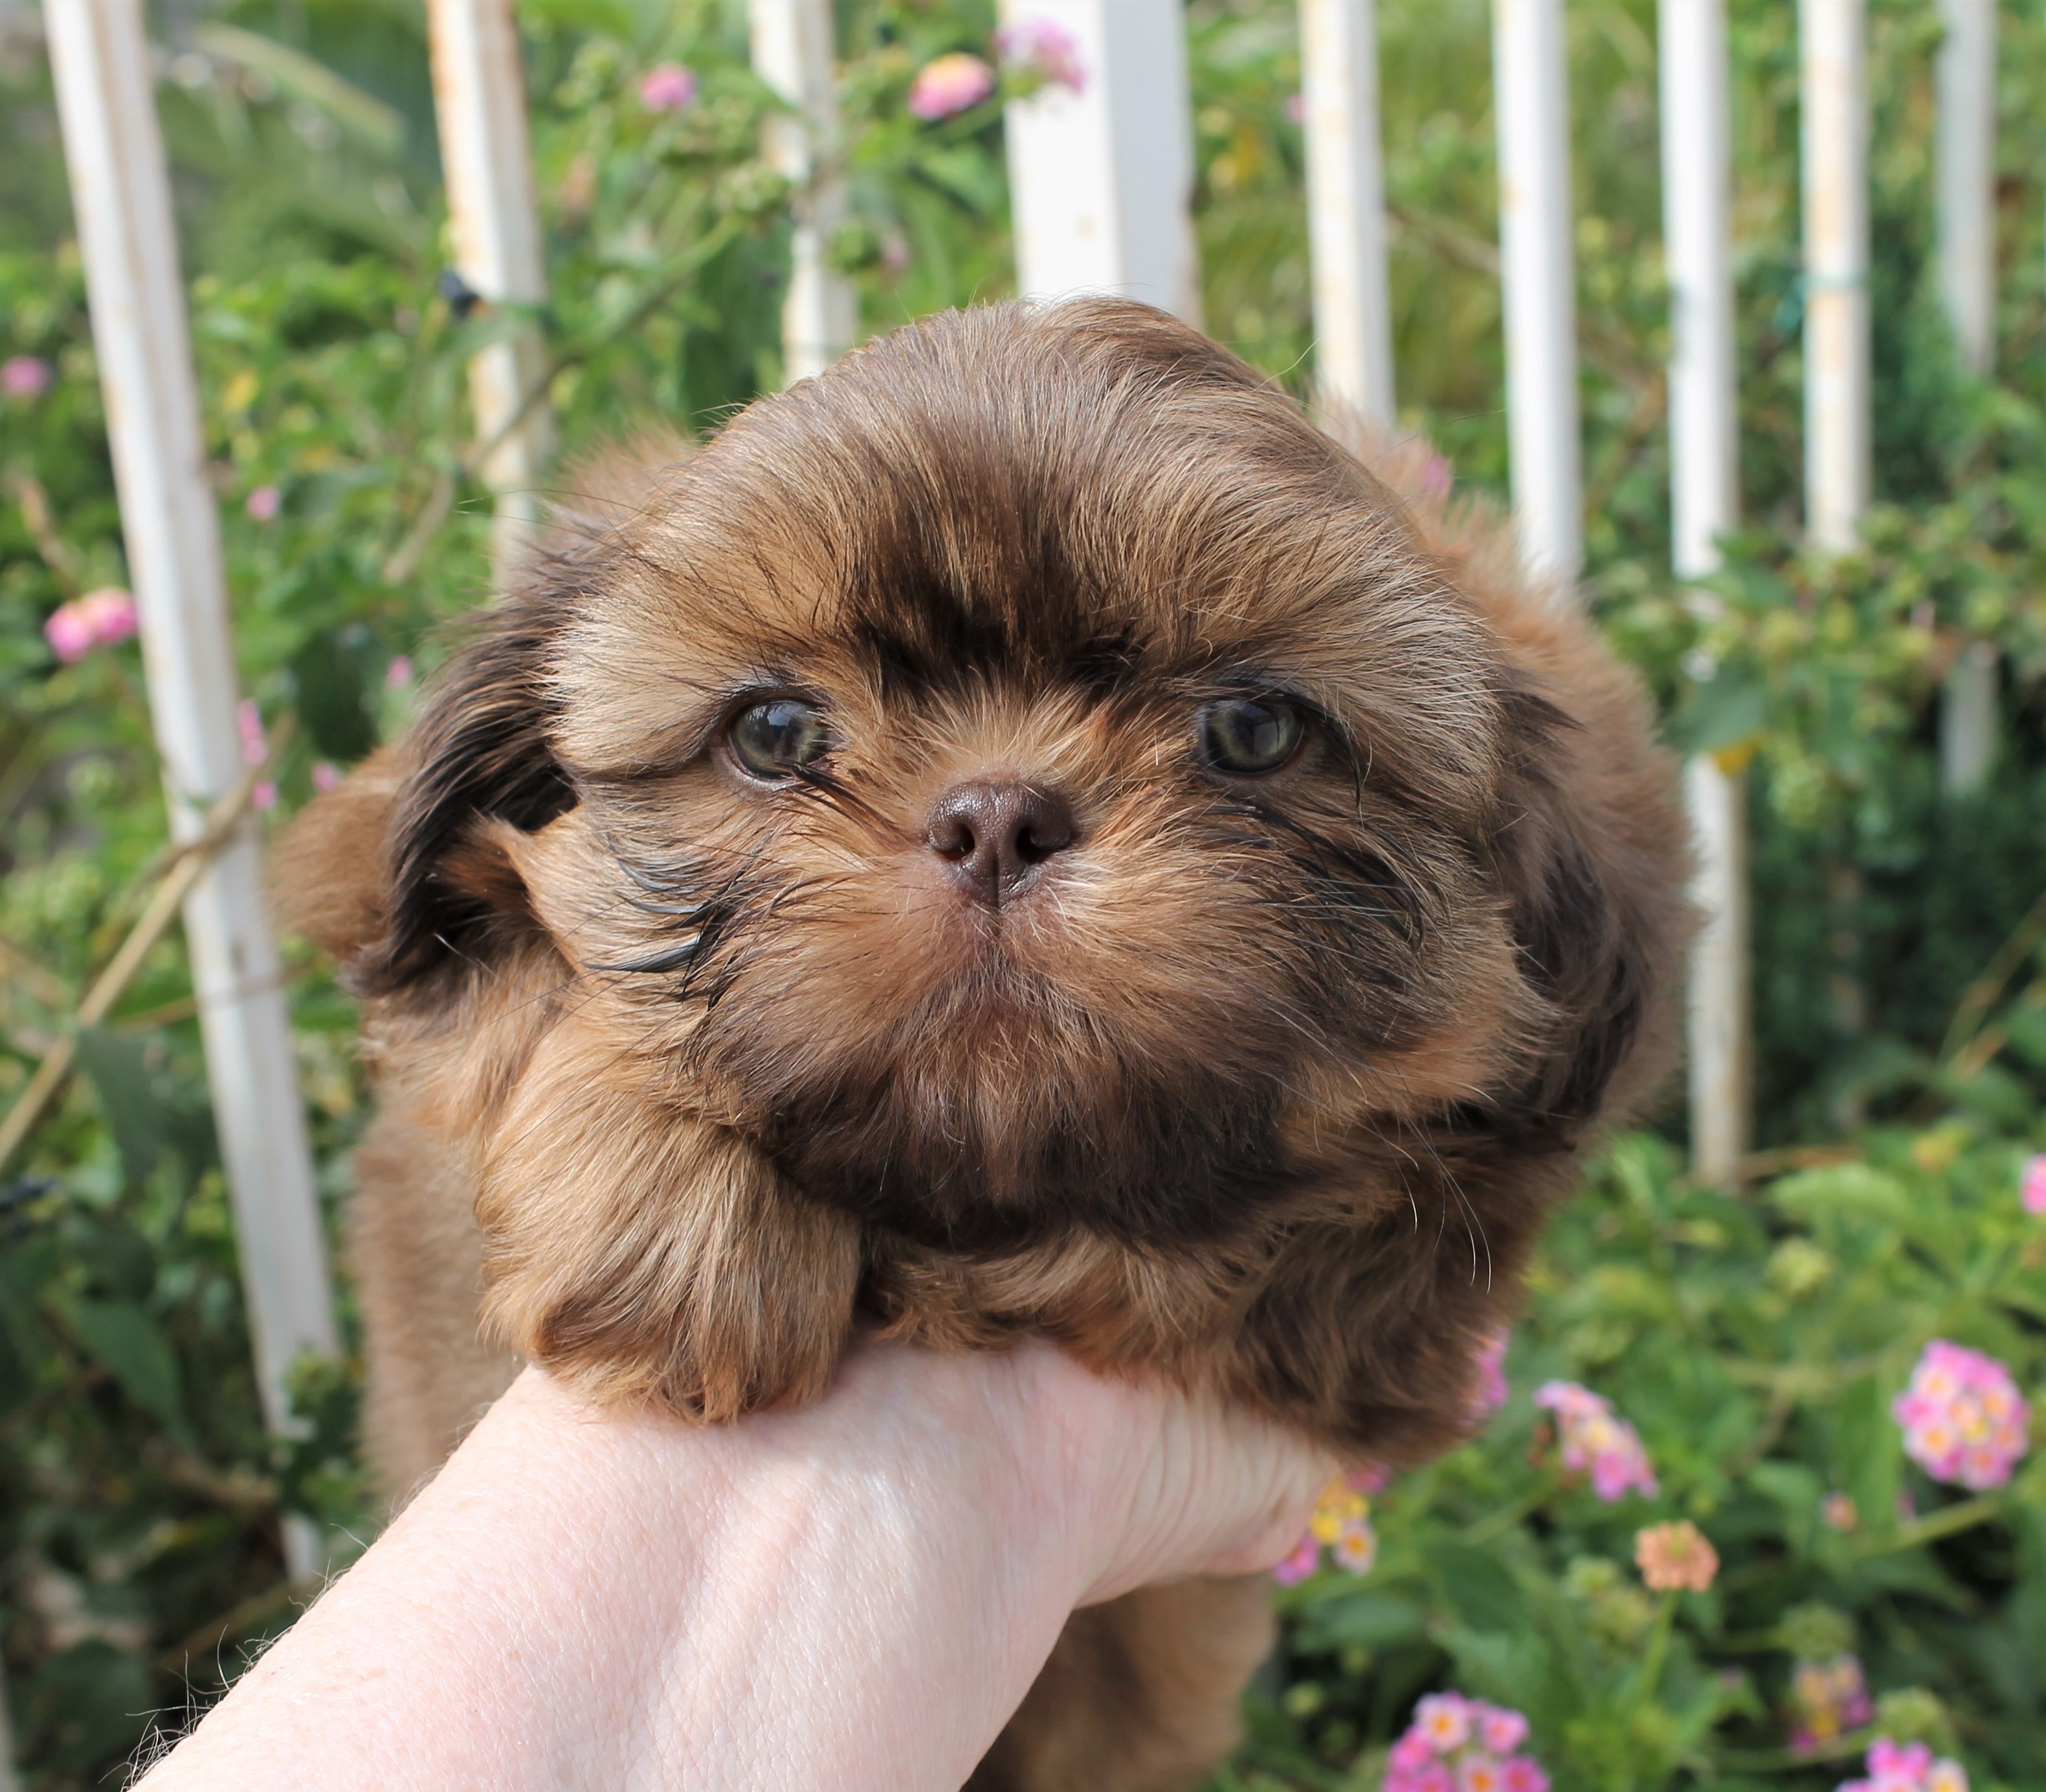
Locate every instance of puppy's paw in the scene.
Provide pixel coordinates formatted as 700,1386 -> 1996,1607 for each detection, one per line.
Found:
476,1021 -> 859,1420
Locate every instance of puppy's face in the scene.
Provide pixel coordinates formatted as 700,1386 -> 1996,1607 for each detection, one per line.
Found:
382,305 -> 1564,1252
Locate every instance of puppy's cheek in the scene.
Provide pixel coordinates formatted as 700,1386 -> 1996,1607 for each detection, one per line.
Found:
474,1015 -> 860,1419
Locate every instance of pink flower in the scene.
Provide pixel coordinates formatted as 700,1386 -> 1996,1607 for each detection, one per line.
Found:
1835,1738 -> 1967,1792
245,483 -> 280,521
1823,1492 -> 1860,1532
638,62 -> 698,113
1479,1707 -> 1529,1754
2022,1153 -> 2046,1215
1270,1531 -> 1318,1586
2,354 -> 52,397
1791,1655 -> 1873,1751
237,698 -> 276,809
907,52 -> 995,120
385,654 -> 415,689
1500,1758 -> 1550,1792
44,587 -> 138,661
1470,1329 -> 1510,1419
1389,1732 -> 1436,1774
1413,1694 -> 1471,1754
994,17 -> 1085,93
1869,1742 -> 1933,1782
311,760 -> 342,793
1893,1340 -> 2030,1490
1534,1380 -> 1659,1502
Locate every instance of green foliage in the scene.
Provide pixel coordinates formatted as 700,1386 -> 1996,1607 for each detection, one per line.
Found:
1242,1119 -> 2046,1791
4,0 -> 2046,1785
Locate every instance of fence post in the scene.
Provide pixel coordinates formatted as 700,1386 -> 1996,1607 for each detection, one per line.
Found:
1661,0 -> 1750,1182
425,0 -> 553,584
749,0 -> 858,382
1000,0 -> 1201,322
1300,0 -> 1396,425
1492,0 -> 1583,588
1935,0 -> 1997,794
1800,0 -> 1869,555
44,0 -> 337,1582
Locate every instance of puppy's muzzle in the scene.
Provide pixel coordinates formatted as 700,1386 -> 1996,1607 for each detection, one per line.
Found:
925,780 -> 1075,909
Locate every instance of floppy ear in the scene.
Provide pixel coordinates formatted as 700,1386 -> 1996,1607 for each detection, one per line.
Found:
1487,669 -> 1692,1145
338,586 -> 577,999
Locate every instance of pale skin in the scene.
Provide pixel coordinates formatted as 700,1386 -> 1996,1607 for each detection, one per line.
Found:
137,1337 -> 1332,1791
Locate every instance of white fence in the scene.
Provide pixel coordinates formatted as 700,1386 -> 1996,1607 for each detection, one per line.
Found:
27,0 -> 2007,1685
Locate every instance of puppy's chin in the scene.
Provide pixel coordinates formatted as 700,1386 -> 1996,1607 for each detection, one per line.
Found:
751,1037 -> 1296,1252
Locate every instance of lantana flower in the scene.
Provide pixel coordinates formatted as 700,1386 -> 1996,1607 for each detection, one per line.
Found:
907,52 -> 995,120
1271,1469 -> 1379,1584
245,483 -> 281,521
1836,1738 -> 1968,1792
44,588 -> 138,661
1384,1692 -> 1547,1792
1893,1340 -> 2030,1491
638,62 -> 698,113
1533,1380 -> 1658,1501
1470,1329 -> 1510,1419
1790,1654 -> 1874,1753
3,354 -> 53,397
1634,1520 -> 1718,1593
994,17 -> 1086,93
238,698 -> 278,810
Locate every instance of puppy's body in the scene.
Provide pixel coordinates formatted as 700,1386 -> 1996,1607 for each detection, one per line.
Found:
284,302 -> 1688,1788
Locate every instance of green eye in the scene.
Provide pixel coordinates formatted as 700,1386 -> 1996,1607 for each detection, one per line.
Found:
1200,697 -> 1304,775
729,698 -> 832,779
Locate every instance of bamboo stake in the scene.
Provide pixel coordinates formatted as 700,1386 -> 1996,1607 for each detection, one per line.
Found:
44,0 -> 337,1581
1492,0 -> 1584,589
1301,0 -> 1396,425
0,746 -> 278,1178
1800,0 -> 1870,555
1662,0 -> 1750,1182
999,0 -> 1202,323
749,0 -> 858,382
1935,0 -> 1997,795
426,0 -> 553,584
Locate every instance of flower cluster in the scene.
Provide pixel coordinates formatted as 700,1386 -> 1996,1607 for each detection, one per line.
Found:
1272,1468 -> 1380,1586
994,17 -> 1085,93
1533,1381 -> 1658,1501
1836,1738 -> 1967,1792
1790,1655 -> 1874,1753
44,588 -> 137,662
907,52 -> 995,120
1385,1693 -> 1547,1792
638,62 -> 698,114
1893,1340 -> 2030,1491
1634,1520 -> 1718,1592
2022,1153 -> 2046,1217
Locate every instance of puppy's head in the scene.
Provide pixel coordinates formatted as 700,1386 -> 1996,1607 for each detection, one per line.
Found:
348,300 -> 1671,1256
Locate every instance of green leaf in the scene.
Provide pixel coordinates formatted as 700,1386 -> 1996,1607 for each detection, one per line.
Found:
1425,1540 -> 1526,1635
65,1297 -> 184,1431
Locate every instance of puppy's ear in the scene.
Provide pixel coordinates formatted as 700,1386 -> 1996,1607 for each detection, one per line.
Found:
352,588 -> 578,999
1489,672 -> 1691,1142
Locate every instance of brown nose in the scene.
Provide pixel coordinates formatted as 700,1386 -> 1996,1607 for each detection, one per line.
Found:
925,781 -> 1075,908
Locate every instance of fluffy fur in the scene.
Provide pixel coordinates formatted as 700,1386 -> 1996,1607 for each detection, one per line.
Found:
278,299 -> 1689,1790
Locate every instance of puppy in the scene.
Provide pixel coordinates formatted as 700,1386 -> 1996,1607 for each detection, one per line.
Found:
280,298 -> 1689,1791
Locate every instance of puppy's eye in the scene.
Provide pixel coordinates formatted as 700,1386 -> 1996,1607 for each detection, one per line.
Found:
1199,697 -> 1304,775
729,698 -> 832,779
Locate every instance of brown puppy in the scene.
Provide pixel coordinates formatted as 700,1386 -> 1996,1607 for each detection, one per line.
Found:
280,298 -> 1689,1791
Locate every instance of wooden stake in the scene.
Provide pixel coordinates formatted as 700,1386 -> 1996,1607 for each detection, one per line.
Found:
1301,0 -> 1396,425
1661,0 -> 1751,1182
750,0 -> 858,382
44,0 -> 337,1580
1935,0 -> 1998,795
1492,0 -> 1584,589
427,0 -> 553,583
1800,0 -> 1870,555
1000,0 -> 1201,323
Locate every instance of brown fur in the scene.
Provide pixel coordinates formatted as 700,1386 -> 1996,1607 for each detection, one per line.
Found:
276,300 -> 1690,1787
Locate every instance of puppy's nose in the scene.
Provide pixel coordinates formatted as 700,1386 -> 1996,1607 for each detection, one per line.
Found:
925,781 -> 1075,909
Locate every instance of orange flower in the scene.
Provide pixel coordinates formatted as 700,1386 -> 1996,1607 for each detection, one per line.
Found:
1634,1520 -> 1718,1593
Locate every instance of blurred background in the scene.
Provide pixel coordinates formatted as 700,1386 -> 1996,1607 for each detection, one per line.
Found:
5,1 -> 2046,1786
